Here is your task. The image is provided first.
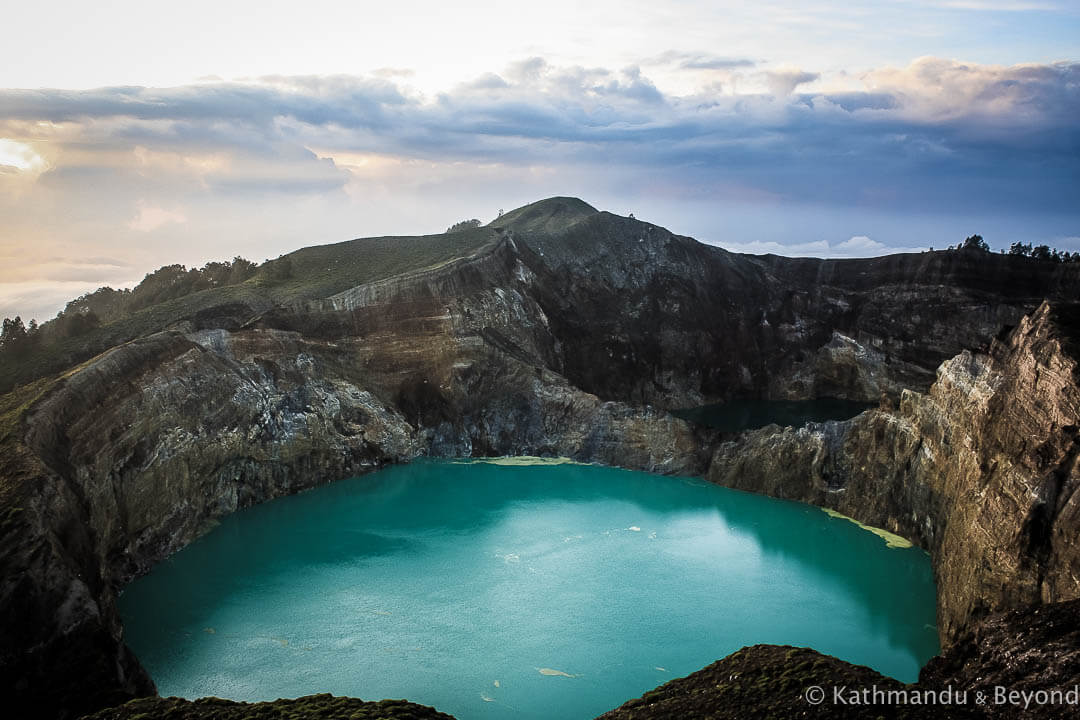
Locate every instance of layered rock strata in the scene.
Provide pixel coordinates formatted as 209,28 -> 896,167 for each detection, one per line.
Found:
707,301 -> 1080,642
2,198 -> 1079,718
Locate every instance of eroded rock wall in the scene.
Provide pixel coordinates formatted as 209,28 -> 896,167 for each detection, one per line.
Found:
0,235 -> 709,719
4,200 -> 1080,718
707,301 -> 1080,643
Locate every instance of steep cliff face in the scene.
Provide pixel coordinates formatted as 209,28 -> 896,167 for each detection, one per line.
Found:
707,301 -> 1080,643
2,198 -> 1079,718
489,203 -> 1080,407
0,215 -> 710,718
8,198 -> 1079,409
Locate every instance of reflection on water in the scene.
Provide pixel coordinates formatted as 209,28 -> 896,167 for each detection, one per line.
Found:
673,397 -> 873,432
120,460 -> 937,720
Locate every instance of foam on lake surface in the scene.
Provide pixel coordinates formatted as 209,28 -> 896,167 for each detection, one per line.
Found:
120,460 -> 938,719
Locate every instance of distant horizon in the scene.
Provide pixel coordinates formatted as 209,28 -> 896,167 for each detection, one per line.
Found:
2,1 -> 1077,322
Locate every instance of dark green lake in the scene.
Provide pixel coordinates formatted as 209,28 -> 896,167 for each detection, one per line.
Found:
673,398 -> 874,432
119,459 -> 938,719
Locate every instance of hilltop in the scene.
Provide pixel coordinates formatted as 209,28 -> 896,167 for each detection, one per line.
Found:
1,197 -> 1080,718
4,196 -> 1079,402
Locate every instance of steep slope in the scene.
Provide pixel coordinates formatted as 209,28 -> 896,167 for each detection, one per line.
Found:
494,200 -> 1080,406
0,226 -> 498,395
2,197 -> 1080,718
0,204 -> 711,720
707,301 -> 1080,642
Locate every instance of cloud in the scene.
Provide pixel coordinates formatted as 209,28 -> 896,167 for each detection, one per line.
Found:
0,138 -> 47,173
764,69 -> 820,96
0,57 -> 1073,216
718,234 -> 928,258
862,57 -> 1080,128
0,252 -> 135,284
0,55 -> 1078,321
926,1 -> 1063,10
831,235 -> 897,256
506,57 -> 549,83
128,203 -> 187,232
648,51 -> 757,71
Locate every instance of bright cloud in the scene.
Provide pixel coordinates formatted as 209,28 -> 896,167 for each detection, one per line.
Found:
0,139 -> 46,173
718,234 -> 928,259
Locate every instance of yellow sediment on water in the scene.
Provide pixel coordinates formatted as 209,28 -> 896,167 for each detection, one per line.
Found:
538,668 -> 576,677
822,508 -> 914,549
203,627 -> 216,634
456,456 -> 580,466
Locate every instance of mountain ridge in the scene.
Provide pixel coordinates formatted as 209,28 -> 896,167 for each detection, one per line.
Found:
2,197 -> 1080,718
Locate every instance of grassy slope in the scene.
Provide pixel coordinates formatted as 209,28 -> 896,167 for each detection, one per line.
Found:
0,226 -> 498,395
259,225 -> 498,302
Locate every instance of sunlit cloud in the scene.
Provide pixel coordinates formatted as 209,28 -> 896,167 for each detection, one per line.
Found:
0,138 -> 46,173
862,57 -> 1080,126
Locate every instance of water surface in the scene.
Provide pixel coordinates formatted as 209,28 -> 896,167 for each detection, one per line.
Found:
120,459 -> 938,719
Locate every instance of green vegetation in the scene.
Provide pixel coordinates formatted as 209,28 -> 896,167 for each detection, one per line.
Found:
488,196 -> 597,235
0,258 -> 259,367
943,233 -> 1079,262
0,376 -> 56,443
445,218 -> 481,233
1007,241 -> 1079,262
244,225 -> 496,302
961,234 -> 990,252
0,226 -> 497,396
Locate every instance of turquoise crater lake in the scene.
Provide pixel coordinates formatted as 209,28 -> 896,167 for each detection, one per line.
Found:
120,460 -> 939,719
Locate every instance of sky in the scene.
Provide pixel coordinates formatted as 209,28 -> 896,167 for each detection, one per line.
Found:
1,0 -> 1078,322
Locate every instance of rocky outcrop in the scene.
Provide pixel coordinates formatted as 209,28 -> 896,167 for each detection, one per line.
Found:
3,197 -> 1080,718
78,694 -> 455,720
0,227 -> 710,718
707,301 -> 1080,643
599,598 -> 1080,720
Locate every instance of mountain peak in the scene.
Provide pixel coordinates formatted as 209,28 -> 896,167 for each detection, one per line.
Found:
489,197 -> 598,234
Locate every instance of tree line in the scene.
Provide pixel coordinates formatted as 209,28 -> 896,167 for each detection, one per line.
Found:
0,257 -> 257,358
946,234 -> 1080,262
